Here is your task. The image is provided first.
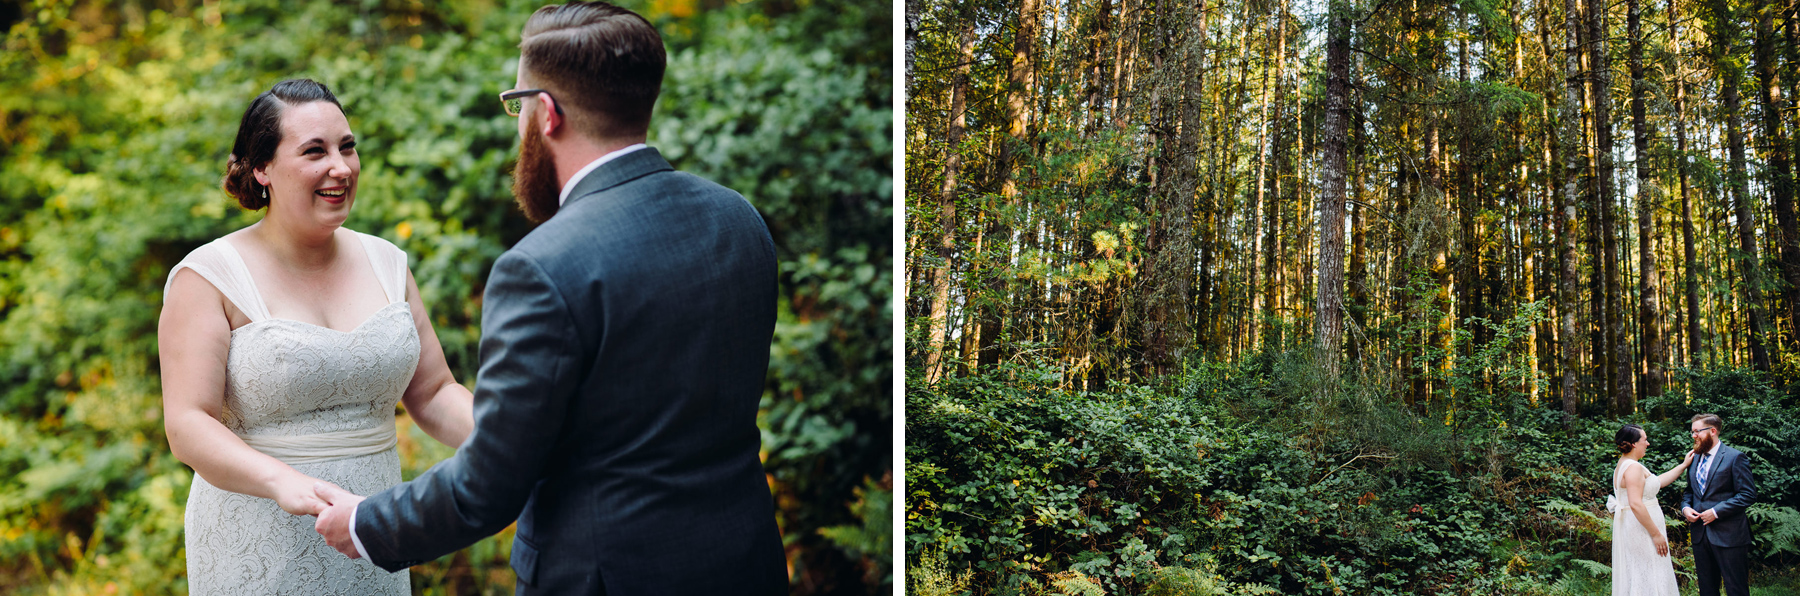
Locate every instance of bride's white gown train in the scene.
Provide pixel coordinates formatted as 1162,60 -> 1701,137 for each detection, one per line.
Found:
1610,459 -> 1681,596
167,233 -> 416,595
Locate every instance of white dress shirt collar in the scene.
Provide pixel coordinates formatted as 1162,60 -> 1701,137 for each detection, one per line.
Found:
558,143 -> 649,206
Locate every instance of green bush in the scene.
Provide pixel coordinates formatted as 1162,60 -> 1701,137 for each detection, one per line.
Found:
0,0 -> 889,593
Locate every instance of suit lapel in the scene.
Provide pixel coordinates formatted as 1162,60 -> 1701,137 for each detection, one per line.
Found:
561,147 -> 675,209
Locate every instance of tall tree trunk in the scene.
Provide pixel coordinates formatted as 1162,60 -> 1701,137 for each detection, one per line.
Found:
1712,0 -> 1774,370
926,20 -> 977,384
1249,0 -> 1288,352
1429,122 -> 1452,406
1561,0 -> 1588,422
1455,8 -> 1482,358
1315,0 -> 1351,381
1671,0 -> 1703,364
1755,0 -> 1800,352
1269,103 -> 1291,349
1587,0 -> 1636,413
978,0 -> 1044,369
1348,100 -> 1370,367
1143,0 -> 1207,376
1517,8 -> 1540,407
1628,0 -> 1665,400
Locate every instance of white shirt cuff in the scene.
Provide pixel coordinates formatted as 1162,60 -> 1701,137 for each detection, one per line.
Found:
348,502 -> 372,561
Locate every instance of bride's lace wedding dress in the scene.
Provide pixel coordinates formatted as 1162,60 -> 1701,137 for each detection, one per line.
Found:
1610,459 -> 1680,596
166,232 -> 416,595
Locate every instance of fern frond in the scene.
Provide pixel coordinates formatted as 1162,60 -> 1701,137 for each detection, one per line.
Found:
1570,558 -> 1612,578
1749,504 -> 1800,557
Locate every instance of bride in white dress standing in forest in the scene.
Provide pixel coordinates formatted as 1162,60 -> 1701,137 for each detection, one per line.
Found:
1609,424 -> 1695,596
159,79 -> 476,594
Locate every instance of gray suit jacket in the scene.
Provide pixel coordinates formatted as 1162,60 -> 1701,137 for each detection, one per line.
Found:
354,147 -> 787,595
1680,443 -> 1757,548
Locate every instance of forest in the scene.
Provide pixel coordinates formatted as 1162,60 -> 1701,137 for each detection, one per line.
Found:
0,0 -> 892,594
904,0 -> 1800,590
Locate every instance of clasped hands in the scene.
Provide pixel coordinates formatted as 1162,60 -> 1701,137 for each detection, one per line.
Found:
1681,506 -> 1720,524
287,481 -> 367,559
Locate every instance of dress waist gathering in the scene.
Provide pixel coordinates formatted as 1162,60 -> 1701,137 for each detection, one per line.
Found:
237,425 -> 398,465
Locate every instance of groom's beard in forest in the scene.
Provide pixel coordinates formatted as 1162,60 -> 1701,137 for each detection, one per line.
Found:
1695,434 -> 1716,454
512,124 -> 561,223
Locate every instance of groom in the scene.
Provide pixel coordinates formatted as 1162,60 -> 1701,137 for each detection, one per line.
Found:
310,2 -> 787,594
1680,413 -> 1757,596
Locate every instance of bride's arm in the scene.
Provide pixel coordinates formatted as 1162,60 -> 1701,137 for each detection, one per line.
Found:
160,269 -> 332,516
400,269 -> 475,449
1622,463 -> 1669,555
1655,450 -> 1695,488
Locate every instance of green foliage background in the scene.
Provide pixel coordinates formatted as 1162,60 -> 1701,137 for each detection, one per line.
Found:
0,0 -> 892,593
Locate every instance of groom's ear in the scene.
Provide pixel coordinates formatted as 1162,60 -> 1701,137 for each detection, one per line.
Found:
537,92 -> 564,138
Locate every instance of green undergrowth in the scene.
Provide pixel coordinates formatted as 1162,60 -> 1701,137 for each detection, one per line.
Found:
906,358 -> 1800,595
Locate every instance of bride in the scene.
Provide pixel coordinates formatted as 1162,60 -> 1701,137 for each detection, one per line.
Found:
159,79 -> 475,594
1609,424 -> 1694,596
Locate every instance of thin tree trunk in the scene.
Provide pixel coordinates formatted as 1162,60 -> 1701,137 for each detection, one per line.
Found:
1561,0 -> 1588,422
926,21 -> 977,384
1671,0 -> 1703,364
1628,0 -> 1665,400
1248,1 -> 1285,352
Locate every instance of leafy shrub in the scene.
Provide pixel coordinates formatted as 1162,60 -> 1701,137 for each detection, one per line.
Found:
910,544 -> 973,596
0,0 -> 889,593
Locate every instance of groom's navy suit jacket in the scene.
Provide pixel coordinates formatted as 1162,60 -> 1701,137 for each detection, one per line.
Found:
353,147 -> 787,595
1680,443 -> 1757,548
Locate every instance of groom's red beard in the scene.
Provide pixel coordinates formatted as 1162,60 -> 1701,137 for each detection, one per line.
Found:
512,124 -> 562,223
1696,434 -> 1717,453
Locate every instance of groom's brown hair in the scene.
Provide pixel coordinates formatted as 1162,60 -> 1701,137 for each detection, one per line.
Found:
519,1 -> 665,141
1691,413 -> 1723,432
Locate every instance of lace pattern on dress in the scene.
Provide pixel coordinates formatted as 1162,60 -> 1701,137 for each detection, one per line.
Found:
1610,459 -> 1681,596
169,231 -> 419,595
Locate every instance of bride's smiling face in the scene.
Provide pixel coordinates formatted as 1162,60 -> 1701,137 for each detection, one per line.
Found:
253,101 -> 359,229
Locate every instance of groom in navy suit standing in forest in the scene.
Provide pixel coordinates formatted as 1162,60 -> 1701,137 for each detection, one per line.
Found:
1681,413 -> 1756,596
309,2 -> 788,594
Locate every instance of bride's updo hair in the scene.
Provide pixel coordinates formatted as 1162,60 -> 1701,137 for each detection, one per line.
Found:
1615,424 -> 1645,454
223,79 -> 345,210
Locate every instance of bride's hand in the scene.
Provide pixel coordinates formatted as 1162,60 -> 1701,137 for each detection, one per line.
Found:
1683,450 -> 1696,466
1653,533 -> 1670,556
275,476 -> 330,516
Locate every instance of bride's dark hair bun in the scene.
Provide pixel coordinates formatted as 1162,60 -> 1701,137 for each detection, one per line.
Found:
1614,424 -> 1645,454
222,79 -> 345,210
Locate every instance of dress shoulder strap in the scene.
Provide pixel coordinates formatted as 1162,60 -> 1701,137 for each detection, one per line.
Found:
356,231 -> 409,304
164,239 -> 271,321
